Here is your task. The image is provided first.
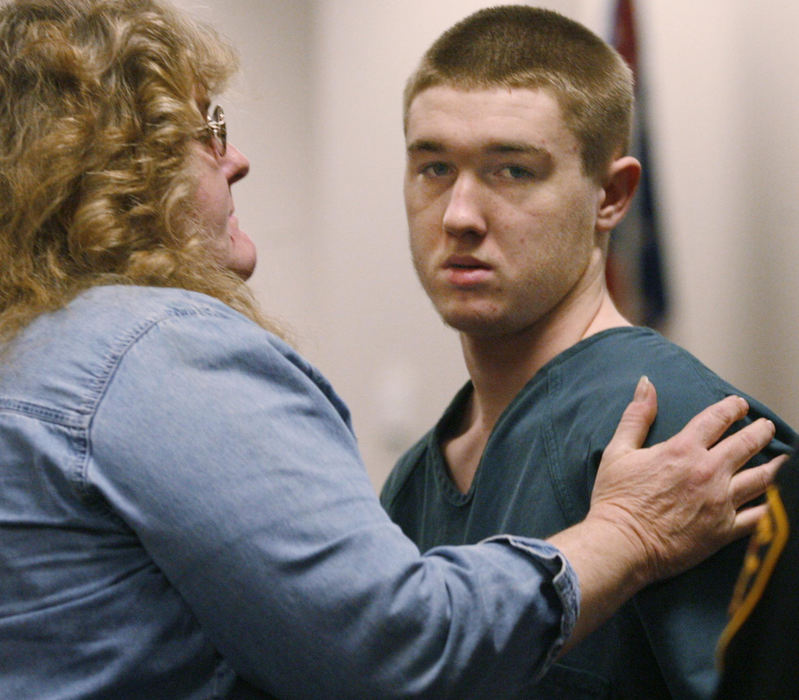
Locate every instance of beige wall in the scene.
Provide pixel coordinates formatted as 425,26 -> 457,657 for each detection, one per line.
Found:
642,0 -> 799,426
179,0 -> 799,488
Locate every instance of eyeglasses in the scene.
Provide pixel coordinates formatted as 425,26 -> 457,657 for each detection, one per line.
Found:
202,104 -> 226,157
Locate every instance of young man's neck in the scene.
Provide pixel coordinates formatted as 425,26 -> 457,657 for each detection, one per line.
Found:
466,290 -> 628,424
443,287 -> 629,493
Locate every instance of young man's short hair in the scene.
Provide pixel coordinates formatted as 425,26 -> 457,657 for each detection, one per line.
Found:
403,5 -> 634,180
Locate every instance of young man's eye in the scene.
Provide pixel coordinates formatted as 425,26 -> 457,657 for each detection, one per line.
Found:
498,165 -> 534,180
421,162 -> 451,177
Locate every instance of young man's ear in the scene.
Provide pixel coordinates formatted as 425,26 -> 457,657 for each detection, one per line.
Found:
596,156 -> 641,233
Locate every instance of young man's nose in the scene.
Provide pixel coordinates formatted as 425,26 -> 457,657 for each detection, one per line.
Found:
442,174 -> 487,238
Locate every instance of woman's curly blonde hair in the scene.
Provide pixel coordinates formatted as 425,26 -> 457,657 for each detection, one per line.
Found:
0,0 -> 280,339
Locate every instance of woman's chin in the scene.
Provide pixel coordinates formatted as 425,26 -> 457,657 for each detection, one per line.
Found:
227,231 -> 257,280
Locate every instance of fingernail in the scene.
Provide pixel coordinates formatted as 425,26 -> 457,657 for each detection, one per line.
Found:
634,375 -> 650,402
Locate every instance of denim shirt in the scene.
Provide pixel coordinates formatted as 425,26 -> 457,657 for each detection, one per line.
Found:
0,285 -> 577,699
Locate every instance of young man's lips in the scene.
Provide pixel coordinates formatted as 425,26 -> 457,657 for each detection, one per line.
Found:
445,255 -> 490,269
443,256 -> 492,285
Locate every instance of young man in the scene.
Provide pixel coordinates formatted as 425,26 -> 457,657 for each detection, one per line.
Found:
381,6 -> 796,698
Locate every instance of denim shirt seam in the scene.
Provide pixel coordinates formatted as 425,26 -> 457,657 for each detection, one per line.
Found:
74,301 -> 235,498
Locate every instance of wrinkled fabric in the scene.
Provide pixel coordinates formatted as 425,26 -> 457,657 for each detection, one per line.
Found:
383,326 -> 796,699
0,285 -> 577,699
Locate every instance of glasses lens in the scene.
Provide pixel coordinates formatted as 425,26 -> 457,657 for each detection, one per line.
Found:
210,105 -> 226,156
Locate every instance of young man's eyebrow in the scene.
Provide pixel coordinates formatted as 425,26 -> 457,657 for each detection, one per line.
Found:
485,141 -> 551,157
406,139 -> 552,159
406,139 -> 445,154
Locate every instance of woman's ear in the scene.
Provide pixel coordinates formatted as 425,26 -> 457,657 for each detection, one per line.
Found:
596,156 -> 641,233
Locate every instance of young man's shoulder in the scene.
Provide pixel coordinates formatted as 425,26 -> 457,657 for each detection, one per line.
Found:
380,427 -> 435,512
553,327 -> 793,443
381,381 -> 475,510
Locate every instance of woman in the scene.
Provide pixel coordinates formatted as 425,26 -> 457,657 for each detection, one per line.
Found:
0,1 -> 780,697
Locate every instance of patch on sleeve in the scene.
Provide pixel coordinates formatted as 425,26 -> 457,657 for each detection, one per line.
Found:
716,484 -> 789,668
